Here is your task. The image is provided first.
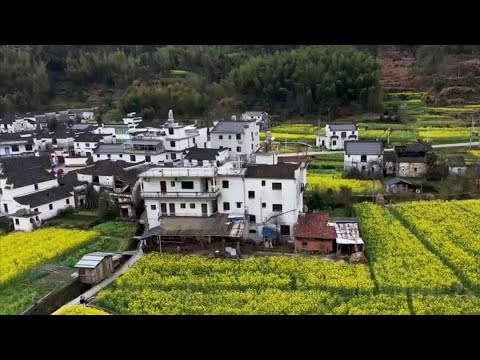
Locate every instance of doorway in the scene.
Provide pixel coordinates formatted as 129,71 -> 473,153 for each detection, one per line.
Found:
201,203 -> 208,216
169,203 -> 175,216
160,181 -> 167,193
160,203 -> 167,216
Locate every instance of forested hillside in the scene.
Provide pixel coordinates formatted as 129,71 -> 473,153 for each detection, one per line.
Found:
2,45 -> 480,122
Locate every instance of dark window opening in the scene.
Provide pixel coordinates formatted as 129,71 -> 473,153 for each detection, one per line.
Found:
248,191 -> 255,199
130,155 -> 136,162
261,180 -> 266,186
280,225 -> 290,235
34,184 -> 39,190
180,203 -> 186,209
236,134 -> 241,140
181,181 -> 194,189
25,144 -> 33,151
222,180 -> 229,189
168,128 -> 174,135
223,202 -> 230,211
219,135 -> 223,140
190,203 -> 196,209
11,145 -> 19,152
66,199 -> 70,205
236,202 -> 242,208
170,141 -> 176,147
49,204 -> 53,210
249,215 -> 256,223
15,219 -> 19,225
262,202 -> 266,208
249,229 -> 256,234
145,155 -> 151,162
272,182 -> 282,190
151,205 -> 156,210
361,155 -> 367,162
341,132 -> 346,139
272,204 -> 282,212
171,181 -> 175,187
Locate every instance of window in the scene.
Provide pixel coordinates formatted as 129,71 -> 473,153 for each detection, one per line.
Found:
223,202 -> 230,211
35,208 -> 38,212
261,180 -> 266,186
180,203 -> 186,209
341,132 -> 346,139
332,132 -> 336,135
248,191 -> 255,199
361,155 -> 367,162
352,131 -> 355,135
332,140 -> 337,146
170,141 -> 176,147
166,154 -> 169,159
361,165 -> 366,171
228,135 -> 232,140
151,205 -> 156,210
85,143 -> 90,148
34,184 -> 39,190
236,147 -> 241,152
130,155 -> 136,162
66,199 -> 70,205
190,203 -> 196,209
36,216 -> 39,221
168,128 -> 174,135
272,204 -> 282,212
145,155 -> 151,162
219,135 -> 223,140
302,242 -> 308,249
249,229 -> 256,234
192,137 -> 195,143
49,204 -> 53,210
25,144 -> 33,151
219,146 -> 224,149
229,148 -> 232,151
222,180 -> 229,189
236,134 -> 241,140
171,181 -> 175,187
249,215 -> 256,223
107,154 -> 111,159
251,144 -> 254,150
236,202 -> 242,208
280,225 -> 290,236
181,181 -> 194,189
272,182 -> 282,190
76,143 -> 80,148
414,167 -> 418,173
15,219 -> 19,225
11,145 -> 19,152
119,154 -> 123,158
97,154 -> 100,158
171,153 -> 176,160
262,202 -> 266,208
198,160 -> 203,166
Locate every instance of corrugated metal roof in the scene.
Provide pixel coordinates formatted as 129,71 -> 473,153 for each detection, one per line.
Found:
345,141 -> 383,155
74,253 -> 111,269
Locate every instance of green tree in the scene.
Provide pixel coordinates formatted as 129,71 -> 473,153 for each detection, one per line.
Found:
103,108 -> 123,123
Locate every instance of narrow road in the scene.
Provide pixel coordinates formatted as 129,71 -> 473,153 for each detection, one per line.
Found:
277,141 -> 480,157
62,249 -> 143,308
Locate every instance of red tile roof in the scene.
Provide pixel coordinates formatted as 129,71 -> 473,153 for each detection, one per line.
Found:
294,212 -> 337,240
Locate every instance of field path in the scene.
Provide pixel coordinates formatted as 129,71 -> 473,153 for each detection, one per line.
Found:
62,249 -> 143,308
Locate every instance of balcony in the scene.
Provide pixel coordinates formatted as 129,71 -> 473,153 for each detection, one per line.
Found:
142,189 -> 220,199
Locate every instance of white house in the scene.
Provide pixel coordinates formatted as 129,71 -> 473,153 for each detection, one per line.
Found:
74,133 -> 112,157
210,119 -> 260,161
0,133 -> 36,157
317,124 -> 358,150
218,161 -> 307,242
68,108 -> 95,121
344,141 -> 384,174
123,113 -> 143,126
0,156 -> 74,231
95,123 -> 133,143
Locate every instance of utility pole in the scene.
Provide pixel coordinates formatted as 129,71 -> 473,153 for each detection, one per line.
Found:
387,128 -> 391,146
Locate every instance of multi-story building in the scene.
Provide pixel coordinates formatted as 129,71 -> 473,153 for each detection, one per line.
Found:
74,133 -> 112,157
344,141 -> 384,174
241,111 -> 269,130
94,123 -> 133,143
210,119 -> 260,161
316,124 -> 358,150
93,139 -> 170,164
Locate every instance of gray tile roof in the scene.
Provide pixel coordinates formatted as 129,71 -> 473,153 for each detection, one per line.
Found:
14,186 -> 73,207
245,163 -> 299,179
328,124 -> 358,131
345,141 -> 383,155
384,177 -> 414,186
210,121 -> 249,134
448,156 -> 467,168
184,148 -> 224,161
74,133 -> 105,143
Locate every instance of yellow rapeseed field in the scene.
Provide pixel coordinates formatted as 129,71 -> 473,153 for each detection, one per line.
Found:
53,305 -> 110,315
0,228 -> 98,284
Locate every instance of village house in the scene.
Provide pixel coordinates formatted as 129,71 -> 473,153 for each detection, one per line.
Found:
0,132 -> 37,157
384,177 -> 420,194
123,112 -> 143,126
317,124 -> 359,150
93,139 -> 170,164
241,111 -> 269,130
447,156 -> 467,175
210,118 -> 260,161
344,140 -> 384,174
294,212 -> 337,254
0,116 -> 37,133
394,143 -> 432,177
94,122 -> 133,143
67,108 -> 95,122
0,156 -> 74,231
74,133 -> 112,157
70,124 -> 96,134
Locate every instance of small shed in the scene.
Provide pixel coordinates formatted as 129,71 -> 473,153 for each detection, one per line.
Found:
384,177 -> 419,194
74,252 -> 121,285
329,218 -> 364,256
447,156 -> 467,175
293,212 -> 337,254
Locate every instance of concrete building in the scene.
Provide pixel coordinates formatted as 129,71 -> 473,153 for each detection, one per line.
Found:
0,133 -> 37,157
317,124 -> 358,150
93,139 -> 169,164
74,133 -> 112,157
344,141 -> 384,174
394,143 -> 432,178
241,111 -> 269,130
448,156 -> 467,175
210,119 -> 260,161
